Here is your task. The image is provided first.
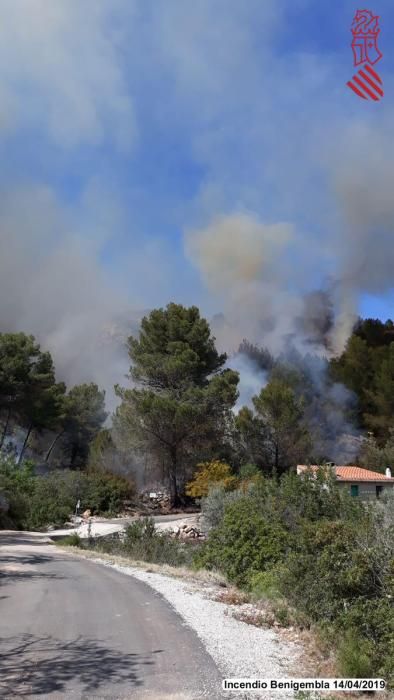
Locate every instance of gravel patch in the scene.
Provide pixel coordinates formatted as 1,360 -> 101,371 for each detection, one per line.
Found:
90,557 -> 303,699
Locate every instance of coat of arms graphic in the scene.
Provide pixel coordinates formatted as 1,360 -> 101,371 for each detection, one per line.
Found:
347,10 -> 384,100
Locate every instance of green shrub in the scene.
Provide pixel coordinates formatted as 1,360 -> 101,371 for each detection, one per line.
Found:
337,598 -> 394,683
0,454 -> 134,530
93,517 -> 198,568
280,519 -> 378,622
58,533 -> 82,547
27,471 -> 79,529
200,484 -> 243,529
84,469 -> 134,515
0,455 -> 35,528
255,470 -> 364,531
195,497 -> 289,587
249,569 -> 283,601
337,629 -> 375,678
122,518 -> 195,566
238,463 -> 260,479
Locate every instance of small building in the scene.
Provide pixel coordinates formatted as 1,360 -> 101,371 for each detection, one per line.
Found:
297,464 -> 394,499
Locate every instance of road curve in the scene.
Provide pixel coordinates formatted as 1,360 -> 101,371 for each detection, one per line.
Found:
0,532 -> 223,700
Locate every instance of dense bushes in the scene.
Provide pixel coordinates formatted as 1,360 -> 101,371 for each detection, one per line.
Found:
195,472 -> 394,684
196,497 -> 289,587
0,454 -> 134,530
280,519 -> 378,621
0,455 -> 35,528
337,599 -> 394,680
199,484 -> 243,529
27,471 -> 79,530
82,470 -> 134,515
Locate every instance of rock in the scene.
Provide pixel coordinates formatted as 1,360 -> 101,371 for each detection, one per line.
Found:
139,490 -> 171,512
82,509 -> 92,519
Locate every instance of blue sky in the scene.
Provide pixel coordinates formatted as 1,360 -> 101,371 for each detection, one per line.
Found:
0,0 -> 393,391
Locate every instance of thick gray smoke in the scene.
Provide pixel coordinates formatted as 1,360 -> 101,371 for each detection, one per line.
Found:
0,186 -> 137,411
184,194 -> 394,462
295,290 -> 334,351
186,115 -> 394,357
185,212 -> 337,356
225,353 -> 268,414
329,121 -> 394,351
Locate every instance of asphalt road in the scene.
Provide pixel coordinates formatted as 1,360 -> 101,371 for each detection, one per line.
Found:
0,532 -> 223,700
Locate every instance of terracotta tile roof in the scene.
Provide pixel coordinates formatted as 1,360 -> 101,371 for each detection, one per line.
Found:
335,466 -> 394,482
297,465 -> 394,482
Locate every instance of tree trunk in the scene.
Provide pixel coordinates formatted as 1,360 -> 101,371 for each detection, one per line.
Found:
272,441 -> 279,479
0,407 -> 11,448
168,446 -> 180,508
168,470 -> 178,508
70,443 -> 79,469
18,424 -> 33,465
45,430 -> 64,463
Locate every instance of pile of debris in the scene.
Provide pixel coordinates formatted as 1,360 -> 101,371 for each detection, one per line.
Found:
169,521 -> 205,539
140,490 -> 171,511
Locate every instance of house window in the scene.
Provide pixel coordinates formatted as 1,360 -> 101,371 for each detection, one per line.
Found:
350,484 -> 359,497
376,485 -> 383,499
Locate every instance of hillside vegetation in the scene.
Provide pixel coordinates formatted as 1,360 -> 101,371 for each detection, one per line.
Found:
1,306 -> 394,683
1,311 -> 394,506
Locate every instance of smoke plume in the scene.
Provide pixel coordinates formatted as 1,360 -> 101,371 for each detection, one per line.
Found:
329,122 -> 394,351
225,353 -> 268,413
184,198 -> 393,463
0,185 -> 135,411
185,212 -> 336,356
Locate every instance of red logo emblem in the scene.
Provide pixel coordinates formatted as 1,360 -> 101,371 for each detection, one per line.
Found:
347,10 -> 384,101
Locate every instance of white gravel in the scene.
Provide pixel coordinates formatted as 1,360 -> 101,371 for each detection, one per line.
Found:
92,558 -> 303,699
